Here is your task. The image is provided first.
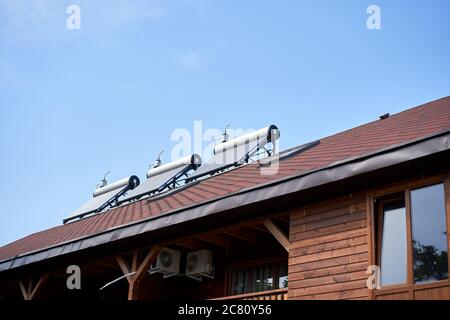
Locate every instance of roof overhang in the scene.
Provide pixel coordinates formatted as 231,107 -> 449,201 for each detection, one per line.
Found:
1,129 -> 449,272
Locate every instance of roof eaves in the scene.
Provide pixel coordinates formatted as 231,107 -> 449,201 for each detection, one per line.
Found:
0,128 -> 449,271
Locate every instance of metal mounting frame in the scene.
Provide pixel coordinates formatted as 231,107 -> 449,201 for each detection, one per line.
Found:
63,186 -> 132,224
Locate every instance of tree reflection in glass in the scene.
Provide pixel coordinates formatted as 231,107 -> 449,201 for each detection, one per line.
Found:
411,184 -> 448,283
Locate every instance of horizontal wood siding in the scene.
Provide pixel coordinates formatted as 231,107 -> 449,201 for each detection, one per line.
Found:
288,193 -> 369,300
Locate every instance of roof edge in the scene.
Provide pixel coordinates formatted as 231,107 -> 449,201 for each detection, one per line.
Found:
0,129 -> 449,271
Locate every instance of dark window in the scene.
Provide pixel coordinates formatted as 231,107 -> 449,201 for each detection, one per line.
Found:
253,264 -> 273,292
379,201 -> 407,286
230,261 -> 287,295
411,183 -> 448,283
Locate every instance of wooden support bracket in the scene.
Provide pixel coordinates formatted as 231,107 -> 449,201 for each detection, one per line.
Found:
18,274 -> 49,300
115,246 -> 161,300
263,219 -> 289,252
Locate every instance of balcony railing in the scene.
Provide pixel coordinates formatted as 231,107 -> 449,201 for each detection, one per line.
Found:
212,288 -> 288,301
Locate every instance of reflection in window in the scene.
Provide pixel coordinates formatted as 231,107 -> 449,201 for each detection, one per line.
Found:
411,184 -> 448,283
380,201 -> 407,286
278,264 -> 288,289
230,261 -> 287,295
253,265 -> 273,292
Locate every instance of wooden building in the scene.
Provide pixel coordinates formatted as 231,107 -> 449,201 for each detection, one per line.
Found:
0,96 -> 450,300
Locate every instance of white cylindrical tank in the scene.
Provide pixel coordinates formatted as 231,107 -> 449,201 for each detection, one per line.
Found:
213,125 -> 279,155
146,154 -> 202,178
93,175 -> 140,197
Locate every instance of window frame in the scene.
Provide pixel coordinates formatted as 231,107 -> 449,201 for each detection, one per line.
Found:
368,175 -> 450,298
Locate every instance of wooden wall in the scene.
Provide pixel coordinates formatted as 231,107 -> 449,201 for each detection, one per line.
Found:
288,192 -> 370,300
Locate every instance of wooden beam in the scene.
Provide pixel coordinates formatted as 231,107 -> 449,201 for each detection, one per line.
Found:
128,280 -> 140,300
111,213 -> 290,299
94,259 -> 125,271
19,281 -> 29,300
115,256 -> 132,285
216,212 -> 288,234
163,211 -> 288,249
134,246 -> 161,283
223,228 -> 257,244
263,219 -> 289,252
27,279 -> 32,298
18,275 -> 48,300
131,251 -> 138,273
173,238 -> 204,250
195,234 -> 232,250
278,216 -> 290,223
29,275 -> 49,300
115,246 -> 161,300
252,225 -> 270,233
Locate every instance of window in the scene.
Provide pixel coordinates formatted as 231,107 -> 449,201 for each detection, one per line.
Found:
379,201 -> 407,286
278,264 -> 288,289
230,261 -> 287,295
411,184 -> 448,283
376,182 -> 449,288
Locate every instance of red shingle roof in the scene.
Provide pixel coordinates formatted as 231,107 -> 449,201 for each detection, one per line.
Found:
1,96 -> 450,262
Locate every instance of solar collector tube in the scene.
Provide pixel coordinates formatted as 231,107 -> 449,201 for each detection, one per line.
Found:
188,125 -> 280,180
65,175 -> 140,223
93,176 -> 139,197
213,125 -> 279,155
119,154 -> 202,203
147,154 -> 201,178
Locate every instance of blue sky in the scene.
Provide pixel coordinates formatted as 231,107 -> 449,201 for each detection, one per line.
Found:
0,0 -> 449,246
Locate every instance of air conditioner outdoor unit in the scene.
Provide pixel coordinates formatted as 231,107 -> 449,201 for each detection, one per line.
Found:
149,247 -> 181,278
185,249 -> 214,281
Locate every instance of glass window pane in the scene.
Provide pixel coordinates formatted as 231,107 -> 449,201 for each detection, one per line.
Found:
253,266 -> 261,292
263,265 -> 273,291
380,203 -> 407,286
252,265 -> 274,292
244,269 -> 251,293
233,270 -> 244,295
278,264 -> 288,289
411,184 -> 448,283
231,262 -> 286,294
